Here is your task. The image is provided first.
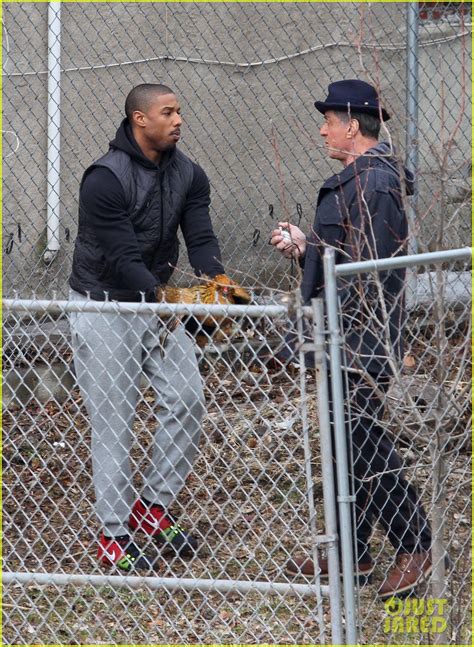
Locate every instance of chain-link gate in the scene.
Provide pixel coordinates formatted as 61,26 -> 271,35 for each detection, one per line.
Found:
320,246 -> 472,645
2,2 -> 471,295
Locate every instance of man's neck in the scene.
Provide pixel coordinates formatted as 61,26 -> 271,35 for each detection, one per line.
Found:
342,137 -> 379,167
131,127 -> 162,164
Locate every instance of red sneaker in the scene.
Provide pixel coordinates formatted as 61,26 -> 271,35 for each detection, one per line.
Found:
129,499 -> 198,556
97,533 -> 158,572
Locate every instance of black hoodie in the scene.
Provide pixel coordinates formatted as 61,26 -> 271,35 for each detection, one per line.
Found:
69,120 -> 224,301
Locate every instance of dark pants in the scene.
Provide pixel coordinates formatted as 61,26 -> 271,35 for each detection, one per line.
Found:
330,372 -> 432,563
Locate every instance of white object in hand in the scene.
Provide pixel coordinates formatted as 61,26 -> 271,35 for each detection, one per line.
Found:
279,227 -> 292,242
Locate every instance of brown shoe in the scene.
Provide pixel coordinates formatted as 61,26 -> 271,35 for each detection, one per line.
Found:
286,556 -> 374,579
378,551 -> 432,599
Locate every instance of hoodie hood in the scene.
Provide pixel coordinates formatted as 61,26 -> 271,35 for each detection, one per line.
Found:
109,118 -> 176,171
365,141 -> 415,196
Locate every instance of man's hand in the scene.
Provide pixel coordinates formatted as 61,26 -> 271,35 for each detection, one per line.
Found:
270,222 -> 306,259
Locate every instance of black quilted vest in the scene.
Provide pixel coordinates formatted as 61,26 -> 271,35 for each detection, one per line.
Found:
69,147 -> 194,301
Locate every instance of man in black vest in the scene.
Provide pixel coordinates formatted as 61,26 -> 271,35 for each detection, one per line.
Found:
69,84 -> 225,572
270,80 -> 432,598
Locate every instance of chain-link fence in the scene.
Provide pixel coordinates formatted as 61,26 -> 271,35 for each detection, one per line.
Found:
3,246 -> 471,644
2,2 -> 472,296
2,2 -> 472,644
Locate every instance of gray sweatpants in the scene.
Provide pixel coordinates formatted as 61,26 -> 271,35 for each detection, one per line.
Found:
69,292 -> 205,537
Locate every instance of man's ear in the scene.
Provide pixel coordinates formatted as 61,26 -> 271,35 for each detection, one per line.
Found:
132,110 -> 146,128
347,117 -> 360,138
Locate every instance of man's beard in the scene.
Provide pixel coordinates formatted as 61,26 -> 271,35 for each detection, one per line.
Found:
159,142 -> 176,153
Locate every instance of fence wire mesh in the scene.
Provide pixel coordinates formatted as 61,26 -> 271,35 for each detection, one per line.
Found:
2,2 -> 472,296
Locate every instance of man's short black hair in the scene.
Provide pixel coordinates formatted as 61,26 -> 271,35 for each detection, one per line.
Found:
125,83 -> 175,120
335,110 -> 381,139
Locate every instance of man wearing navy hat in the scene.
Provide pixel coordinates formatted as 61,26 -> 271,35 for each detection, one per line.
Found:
270,79 -> 432,598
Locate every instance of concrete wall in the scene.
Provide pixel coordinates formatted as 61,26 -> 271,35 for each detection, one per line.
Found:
2,2 -> 471,297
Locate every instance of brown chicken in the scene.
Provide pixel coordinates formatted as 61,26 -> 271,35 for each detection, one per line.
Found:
156,274 -> 251,346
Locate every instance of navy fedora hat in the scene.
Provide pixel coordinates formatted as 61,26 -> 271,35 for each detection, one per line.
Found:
314,79 -> 390,121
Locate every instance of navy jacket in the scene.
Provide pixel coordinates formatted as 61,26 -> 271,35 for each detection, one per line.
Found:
299,142 -> 413,375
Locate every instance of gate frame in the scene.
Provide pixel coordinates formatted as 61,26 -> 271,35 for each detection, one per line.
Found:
322,245 -> 473,644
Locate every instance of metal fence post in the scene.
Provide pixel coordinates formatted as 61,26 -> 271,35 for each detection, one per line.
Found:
312,298 -> 343,645
295,291 -> 327,643
323,248 -> 357,644
405,1 -> 420,308
44,1 -> 62,264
